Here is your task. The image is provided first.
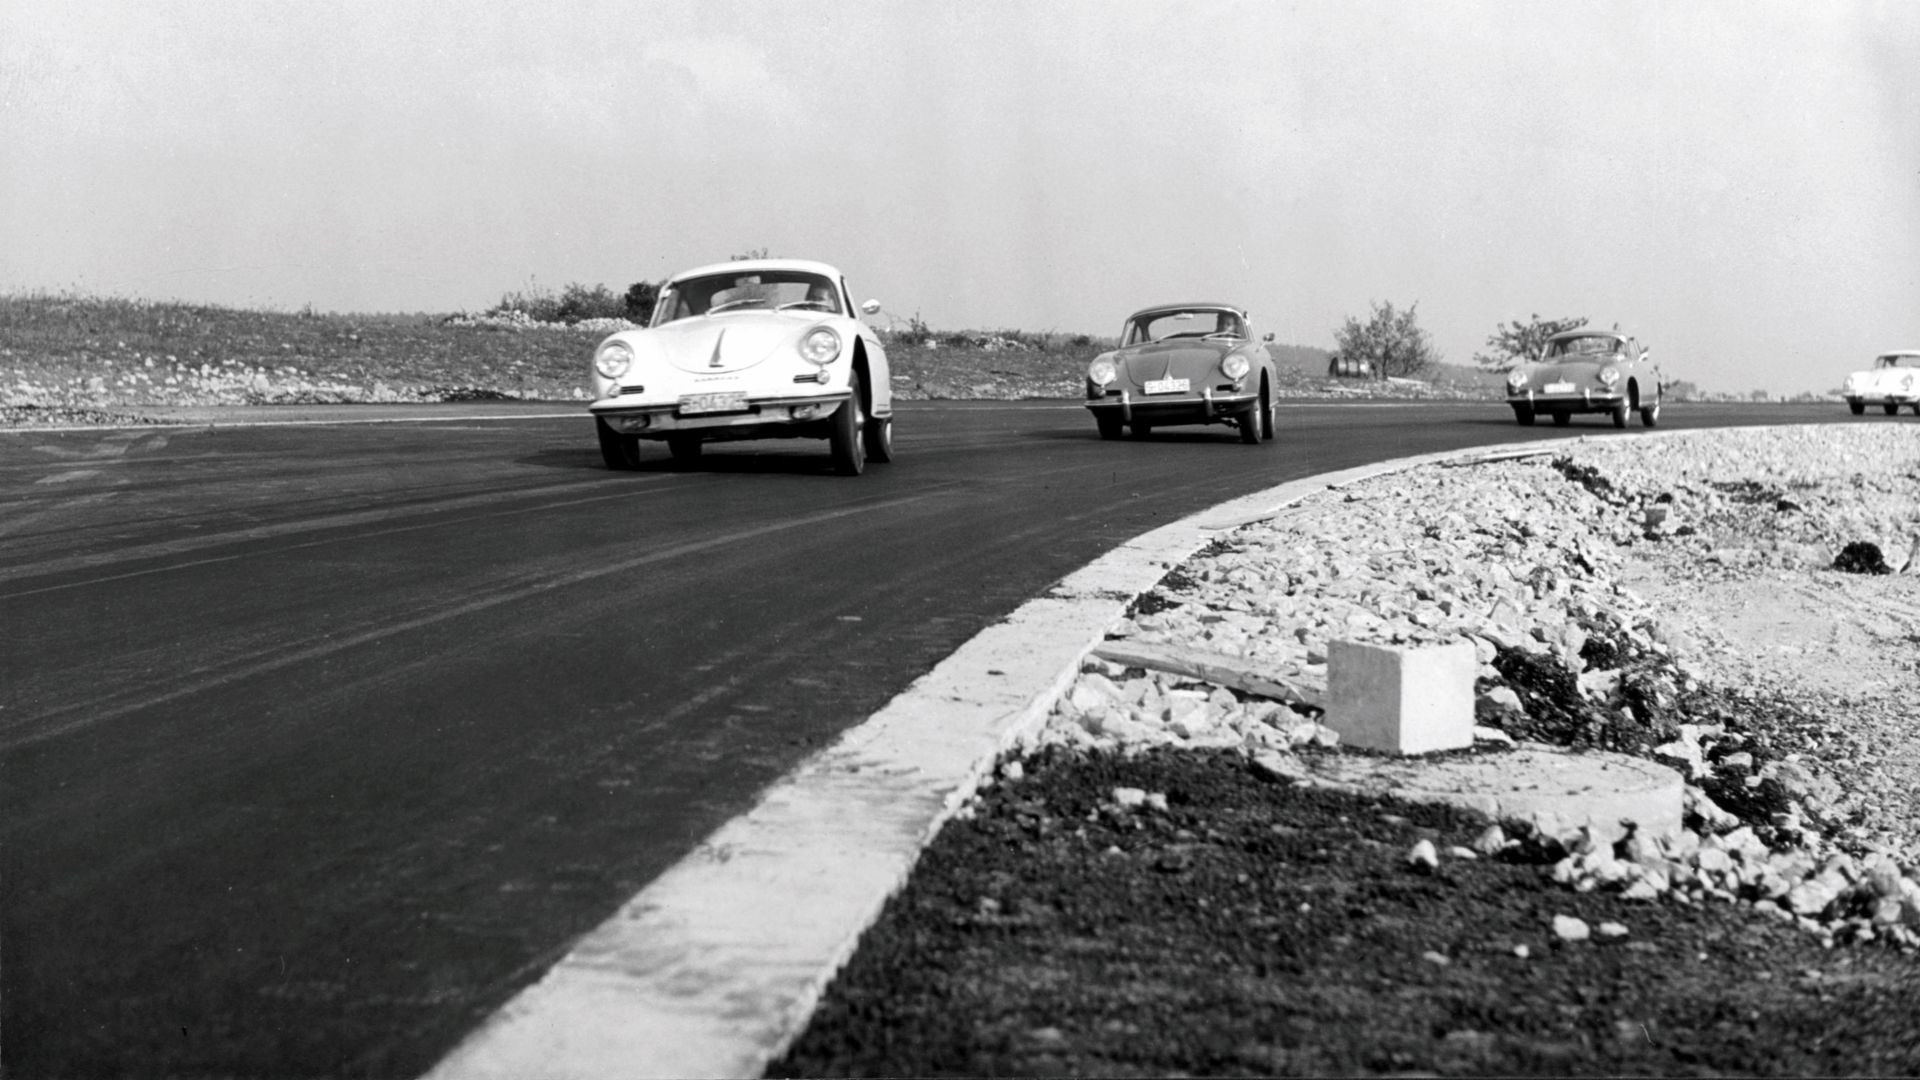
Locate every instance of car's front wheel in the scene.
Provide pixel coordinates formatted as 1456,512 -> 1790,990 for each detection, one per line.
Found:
1848,400 -> 1865,415
1237,405 -> 1261,443
1610,401 -> 1629,428
865,414 -> 895,463
667,435 -> 702,465
1259,382 -> 1276,440
596,417 -> 641,470
1885,403 -> 1901,416
1512,404 -> 1535,426
830,373 -> 867,475
1095,411 -> 1123,440
1640,389 -> 1661,427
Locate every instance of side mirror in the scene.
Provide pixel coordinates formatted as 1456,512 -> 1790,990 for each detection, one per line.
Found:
1262,332 -> 1274,342
1640,348 -> 1651,362
860,299 -> 882,316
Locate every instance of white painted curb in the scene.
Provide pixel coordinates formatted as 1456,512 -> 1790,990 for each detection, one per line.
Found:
421,433 -> 1631,1080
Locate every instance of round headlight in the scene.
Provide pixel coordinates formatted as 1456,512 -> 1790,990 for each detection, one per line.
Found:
1506,369 -> 1528,389
594,341 -> 633,379
1596,367 -> 1621,387
801,326 -> 841,365
1088,357 -> 1117,385
1221,354 -> 1250,379
1902,373 -> 1916,391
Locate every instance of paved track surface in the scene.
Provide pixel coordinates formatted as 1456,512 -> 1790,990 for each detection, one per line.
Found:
0,399 -> 1861,1075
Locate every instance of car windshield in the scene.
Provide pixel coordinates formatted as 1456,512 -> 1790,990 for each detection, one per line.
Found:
1124,309 -> 1244,346
1545,335 -> 1626,360
651,271 -> 841,324
1877,354 -> 1920,369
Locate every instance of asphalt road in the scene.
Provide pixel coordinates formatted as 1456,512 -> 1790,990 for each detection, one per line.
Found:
0,399 -> 1868,1076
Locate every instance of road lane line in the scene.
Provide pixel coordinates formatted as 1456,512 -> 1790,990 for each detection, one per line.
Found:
0,493 -> 937,752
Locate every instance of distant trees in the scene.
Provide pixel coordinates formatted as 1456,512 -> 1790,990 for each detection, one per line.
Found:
1473,314 -> 1588,371
1330,300 -> 1440,380
623,281 -> 659,323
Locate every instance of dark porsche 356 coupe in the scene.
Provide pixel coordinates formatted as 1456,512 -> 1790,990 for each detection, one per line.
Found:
1084,303 -> 1278,443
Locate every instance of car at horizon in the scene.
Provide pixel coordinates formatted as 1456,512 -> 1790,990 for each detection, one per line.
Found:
1083,303 -> 1278,443
1841,350 -> 1920,416
1504,328 -> 1661,428
586,259 -> 893,475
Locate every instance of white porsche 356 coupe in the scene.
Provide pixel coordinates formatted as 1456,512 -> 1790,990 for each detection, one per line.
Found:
587,259 -> 893,475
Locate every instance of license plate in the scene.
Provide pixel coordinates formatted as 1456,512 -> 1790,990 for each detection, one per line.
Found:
1142,377 -> 1190,395
1542,381 -> 1574,394
679,391 -> 749,415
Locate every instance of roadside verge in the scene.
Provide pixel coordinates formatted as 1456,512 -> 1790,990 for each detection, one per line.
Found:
423,436 -> 1609,1080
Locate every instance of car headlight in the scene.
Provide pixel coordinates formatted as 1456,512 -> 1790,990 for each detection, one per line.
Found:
1845,373 -> 1863,390
800,326 -> 841,365
1596,367 -> 1621,388
594,341 -> 634,379
1506,369 -> 1528,390
1903,374 -> 1916,392
1088,357 -> 1117,386
1221,354 -> 1250,380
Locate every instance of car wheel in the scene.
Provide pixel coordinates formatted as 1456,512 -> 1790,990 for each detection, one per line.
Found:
866,414 -> 895,463
667,435 -> 702,465
1551,412 -> 1571,427
1848,400 -> 1865,415
596,417 -> 641,470
1236,405 -> 1261,443
830,372 -> 867,475
1912,403 -> 1920,417
1512,404 -> 1535,426
1094,411 -> 1123,440
1129,422 -> 1152,439
1611,401 -> 1628,428
1259,383 -> 1276,440
1885,403 -> 1901,416
1640,398 -> 1661,427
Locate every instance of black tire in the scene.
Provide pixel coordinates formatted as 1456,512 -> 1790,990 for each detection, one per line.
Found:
1259,382 -> 1276,440
865,414 -> 895,463
1848,400 -> 1865,415
1237,406 -> 1260,443
1640,400 -> 1661,427
1512,404 -> 1535,426
1095,411 -> 1124,440
1611,401 -> 1628,428
1885,403 -> 1901,416
667,435 -> 702,465
1912,403 -> 1920,417
830,372 -> 867,475
1551,411 -> 1571,427
1129,422 -> 1152,439
596,417 -> 641,470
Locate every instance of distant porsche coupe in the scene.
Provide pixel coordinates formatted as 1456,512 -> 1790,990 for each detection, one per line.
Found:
1841,350 -> 1920,416
1084,303 -> 1278,443
1504,329 -> 1661,428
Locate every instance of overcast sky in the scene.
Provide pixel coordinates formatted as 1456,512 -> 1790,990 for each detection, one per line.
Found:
4,0 -> 1915,394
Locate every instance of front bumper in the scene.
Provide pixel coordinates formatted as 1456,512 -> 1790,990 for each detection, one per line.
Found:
1508,388 -> 1626,414
590,390 -> 851,436
1843,392 -> 1918,406
1086,386 -> 1257,425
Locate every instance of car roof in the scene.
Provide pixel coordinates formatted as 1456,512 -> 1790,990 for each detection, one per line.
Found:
1546,329 -> 1627,341
1878,349 -> 1920,358
1126,303 -> 1247,320
668,258 -> 845,283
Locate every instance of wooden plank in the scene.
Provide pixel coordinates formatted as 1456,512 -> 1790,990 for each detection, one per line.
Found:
1091,640 -> 1325,712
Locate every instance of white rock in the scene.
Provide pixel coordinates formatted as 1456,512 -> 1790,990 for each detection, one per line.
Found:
1408,839 -> 1439,871
1553,915 -> 1591,942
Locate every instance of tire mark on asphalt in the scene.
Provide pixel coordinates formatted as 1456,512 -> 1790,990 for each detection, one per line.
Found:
0,492 -> 937,752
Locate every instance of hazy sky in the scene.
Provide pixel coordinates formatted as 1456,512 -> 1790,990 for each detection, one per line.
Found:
4,1 -> 1916,394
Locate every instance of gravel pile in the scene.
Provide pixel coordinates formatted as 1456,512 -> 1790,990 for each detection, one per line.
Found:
1029,424 -> 1920,948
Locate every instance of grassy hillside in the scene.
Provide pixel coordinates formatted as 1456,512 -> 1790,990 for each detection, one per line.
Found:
1,293 -> 1504,421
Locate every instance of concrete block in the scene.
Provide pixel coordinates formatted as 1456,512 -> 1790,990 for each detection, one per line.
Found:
1325,639 -> 1475,754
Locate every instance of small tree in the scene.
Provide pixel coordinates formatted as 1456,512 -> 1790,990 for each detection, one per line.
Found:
1473,314 -> 1589,371
1330,300 -> 1440,380
623,281 -> 659,324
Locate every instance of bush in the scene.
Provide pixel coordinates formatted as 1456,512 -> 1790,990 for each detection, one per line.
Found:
488,281 -> 634,326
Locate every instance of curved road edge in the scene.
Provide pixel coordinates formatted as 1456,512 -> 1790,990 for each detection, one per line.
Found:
421,432 -> 1649,1080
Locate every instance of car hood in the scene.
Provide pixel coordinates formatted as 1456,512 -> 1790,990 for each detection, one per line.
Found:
1519,360 -> 1612,384
1115,340 -> 1234,383
628,313 -> 825,375
1851,367 -> 1920,390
